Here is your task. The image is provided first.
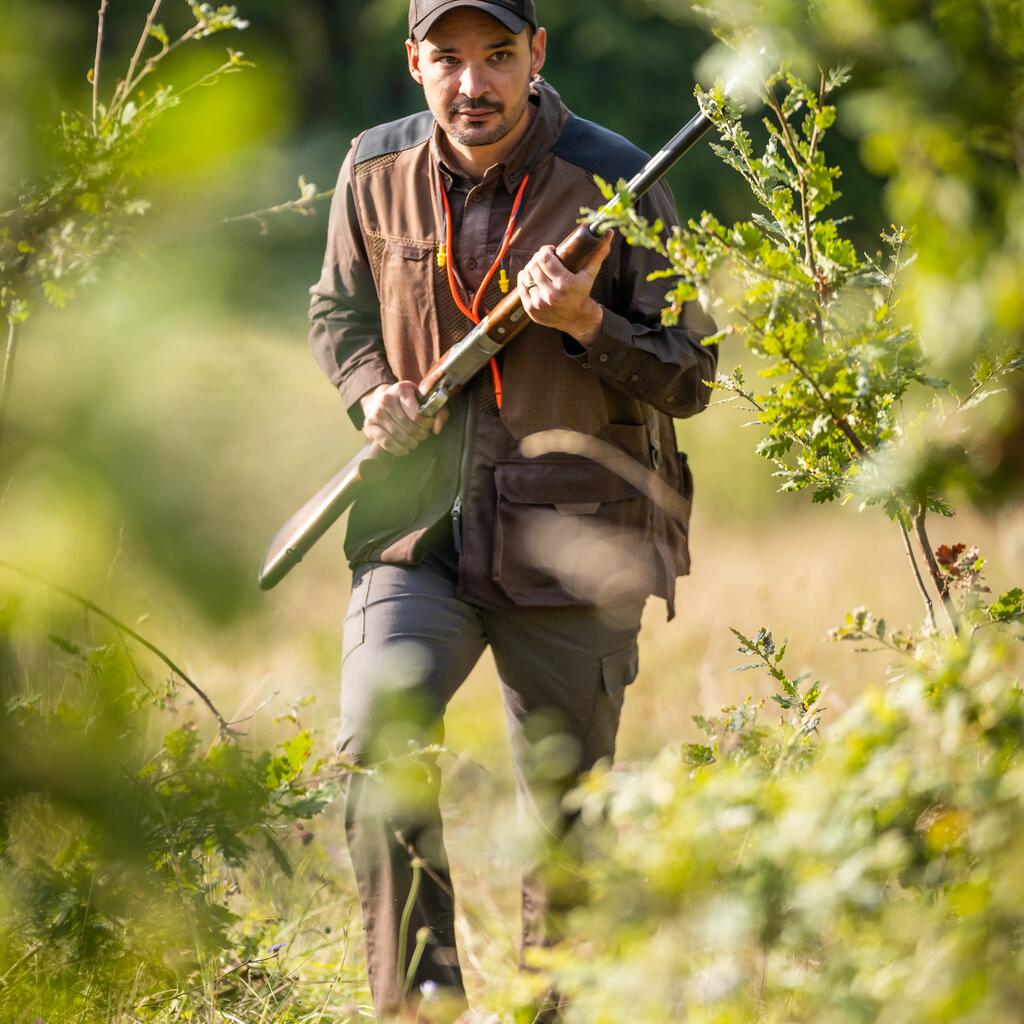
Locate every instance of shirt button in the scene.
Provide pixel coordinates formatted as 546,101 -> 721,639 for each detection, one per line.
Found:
467,258 -> 477,269
598,353 -> 609,363
631,374 -> 639,382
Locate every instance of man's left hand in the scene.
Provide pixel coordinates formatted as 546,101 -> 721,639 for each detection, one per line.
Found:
517,232 -> 613,348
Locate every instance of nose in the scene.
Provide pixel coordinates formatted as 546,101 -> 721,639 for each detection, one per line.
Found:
458,61 -> 489,101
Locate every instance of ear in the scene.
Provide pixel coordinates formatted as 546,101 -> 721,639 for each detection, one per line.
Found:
529,27 -> 547,78
406,37 -> 424,85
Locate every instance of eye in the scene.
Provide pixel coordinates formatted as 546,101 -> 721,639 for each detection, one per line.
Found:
489,51 -> 512,63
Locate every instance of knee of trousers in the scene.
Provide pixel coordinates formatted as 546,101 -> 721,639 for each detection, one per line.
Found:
336,637 -> 449,766
334,688 -> 446,767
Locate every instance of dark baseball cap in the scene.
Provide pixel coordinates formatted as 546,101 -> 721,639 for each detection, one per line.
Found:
409,0 -> 537,41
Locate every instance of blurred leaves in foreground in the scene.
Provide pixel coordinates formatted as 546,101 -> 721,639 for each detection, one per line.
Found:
543,620 -> 1024,1024
0,575 -> 337,1020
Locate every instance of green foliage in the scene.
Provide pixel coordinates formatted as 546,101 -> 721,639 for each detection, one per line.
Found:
0,587 -> 337,1021
679,628 -> 823,780
535,33 -> 1024,1024
669,0 -> 1024,503
540,626 -> 1024,1023
0,1 -> 252,328
596,70 -> 939,515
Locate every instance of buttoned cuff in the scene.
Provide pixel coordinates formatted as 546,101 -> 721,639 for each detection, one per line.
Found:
334,359 -> 397,429
561,307 -> 636,377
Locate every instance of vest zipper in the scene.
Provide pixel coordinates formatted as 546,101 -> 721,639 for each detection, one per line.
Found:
451,495 -> 463,555
451,396 -> 476,557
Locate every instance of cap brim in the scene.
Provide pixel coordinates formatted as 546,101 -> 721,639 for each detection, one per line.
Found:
412,2 -> 529,41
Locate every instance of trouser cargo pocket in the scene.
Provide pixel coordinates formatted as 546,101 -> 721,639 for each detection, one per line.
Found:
601,641 -> 640,697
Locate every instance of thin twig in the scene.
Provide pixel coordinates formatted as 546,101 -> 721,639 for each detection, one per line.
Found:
0,560 -> 237,736
92,0 -> 109,130
884,230 -> 904,311
220,189 -> 335,234
228,690 -> 280,727
955,352 -> 1018,413
0,940 -> 46,986
912,510 -> 960,634
0,318 -> 19,450
897,515 -> 937,632
110,0 -> 163,117
806,70 -> 827,161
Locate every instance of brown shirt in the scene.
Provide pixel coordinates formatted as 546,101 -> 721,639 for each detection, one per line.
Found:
307,78 -> 717,615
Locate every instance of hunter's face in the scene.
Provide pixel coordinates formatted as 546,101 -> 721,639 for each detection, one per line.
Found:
407,8 -> 546,148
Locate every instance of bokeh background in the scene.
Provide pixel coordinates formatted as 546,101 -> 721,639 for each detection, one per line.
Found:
3,0 -> 1022,1011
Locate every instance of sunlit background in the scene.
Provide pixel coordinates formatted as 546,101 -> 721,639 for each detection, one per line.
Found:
2,0 -> 1022,1017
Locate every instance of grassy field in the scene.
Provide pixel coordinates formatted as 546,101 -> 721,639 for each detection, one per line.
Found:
4,271 -> 1023,1019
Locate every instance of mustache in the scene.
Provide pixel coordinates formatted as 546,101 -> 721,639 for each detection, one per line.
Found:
449,99 -> 504,116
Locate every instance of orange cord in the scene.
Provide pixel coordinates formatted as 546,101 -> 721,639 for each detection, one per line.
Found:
438,174 -> 530,411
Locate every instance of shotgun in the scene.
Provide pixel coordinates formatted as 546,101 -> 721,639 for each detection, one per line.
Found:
258,105 -> 715,590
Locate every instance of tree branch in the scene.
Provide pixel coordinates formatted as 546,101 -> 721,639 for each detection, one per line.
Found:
786,351 -> 868,457
897,514 -> 937,632
0,561 -> 237,737
0,319 -> 19,451
911,510 -> 960,634
92,0 -> 109,131
109,0 -> 163,118
220,189 -> 335,235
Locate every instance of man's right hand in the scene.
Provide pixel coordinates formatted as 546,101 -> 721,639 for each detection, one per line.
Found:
359,381 -> 449,456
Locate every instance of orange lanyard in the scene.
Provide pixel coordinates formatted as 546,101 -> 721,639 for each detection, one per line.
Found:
437,173 -> 530,410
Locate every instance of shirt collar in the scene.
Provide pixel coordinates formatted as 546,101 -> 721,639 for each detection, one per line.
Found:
431,76 -> 566,193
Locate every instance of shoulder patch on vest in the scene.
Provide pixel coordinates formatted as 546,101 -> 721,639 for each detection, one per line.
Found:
355,110 -> 435,166
553,115 -> 649,184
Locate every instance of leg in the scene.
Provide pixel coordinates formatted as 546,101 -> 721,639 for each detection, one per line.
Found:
484,602 -> 644,954
338,561 -> 487,1020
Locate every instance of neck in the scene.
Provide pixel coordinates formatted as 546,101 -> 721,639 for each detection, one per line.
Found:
442,100 -> 536,181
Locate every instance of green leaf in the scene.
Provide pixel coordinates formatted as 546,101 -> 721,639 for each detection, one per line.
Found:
263,828 -> 294,878
989,588 -> 1023,623
682,743 -> 715,767
164,724 -> 200,765
42,281 -> 71,309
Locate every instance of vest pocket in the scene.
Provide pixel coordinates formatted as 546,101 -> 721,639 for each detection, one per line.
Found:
490,424 -> 658,606
377,239 -> 440,377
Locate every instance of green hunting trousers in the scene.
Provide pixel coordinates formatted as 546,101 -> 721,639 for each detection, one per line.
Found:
336,558 -> 643,1019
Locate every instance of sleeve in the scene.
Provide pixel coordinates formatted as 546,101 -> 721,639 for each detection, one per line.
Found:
563,178 -> 719,420
308,142 -> 397,429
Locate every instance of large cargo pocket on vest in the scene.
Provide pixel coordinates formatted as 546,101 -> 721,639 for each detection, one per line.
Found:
491,452 -> 655,606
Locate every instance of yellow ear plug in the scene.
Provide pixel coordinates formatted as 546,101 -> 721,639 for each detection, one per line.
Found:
499,268 -> 510,294
436,243 -> 447,269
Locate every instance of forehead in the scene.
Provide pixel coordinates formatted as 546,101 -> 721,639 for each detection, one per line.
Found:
421,7 -> 525,49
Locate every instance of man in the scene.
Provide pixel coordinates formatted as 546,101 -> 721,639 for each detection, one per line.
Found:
308,1 -> 716,1019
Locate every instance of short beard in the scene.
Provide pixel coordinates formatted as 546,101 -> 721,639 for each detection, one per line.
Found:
443,90 -> 529,147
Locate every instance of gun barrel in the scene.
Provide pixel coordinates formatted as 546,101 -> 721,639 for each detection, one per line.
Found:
257,441 -> 389,590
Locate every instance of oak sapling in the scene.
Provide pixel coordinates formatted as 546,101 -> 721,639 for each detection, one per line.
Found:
594,67 -> 1021,638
